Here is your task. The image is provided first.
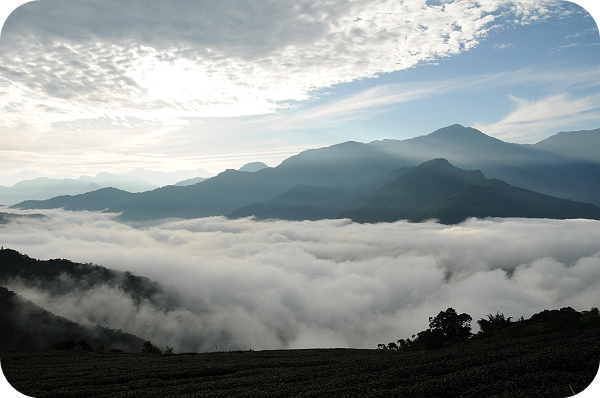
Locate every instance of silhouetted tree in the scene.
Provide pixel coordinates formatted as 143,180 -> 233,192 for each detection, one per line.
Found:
581,307 -> 600,329
428,307 -> 472,343
477,312 -> 512,333
141,341 -> 162,355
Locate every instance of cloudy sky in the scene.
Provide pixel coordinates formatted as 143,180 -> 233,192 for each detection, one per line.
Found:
0,1 -> 599,178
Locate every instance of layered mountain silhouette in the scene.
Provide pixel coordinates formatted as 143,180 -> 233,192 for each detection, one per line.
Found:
12,124 -> 600,223
0,169 -> 215,206
0,177 -> 101,206
230,159 -> 600,224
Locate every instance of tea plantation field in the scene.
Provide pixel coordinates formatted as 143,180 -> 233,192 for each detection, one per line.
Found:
2,329 -> 599,397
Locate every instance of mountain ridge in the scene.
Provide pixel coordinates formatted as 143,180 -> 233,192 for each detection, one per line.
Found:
230,158 -> 600,224
11,124 -> 600,221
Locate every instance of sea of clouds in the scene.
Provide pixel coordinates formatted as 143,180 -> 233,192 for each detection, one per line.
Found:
1,208 -> 599,352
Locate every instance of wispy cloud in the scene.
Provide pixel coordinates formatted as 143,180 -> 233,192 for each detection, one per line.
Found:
474,93 -> 600,142
246,65 -> 600,134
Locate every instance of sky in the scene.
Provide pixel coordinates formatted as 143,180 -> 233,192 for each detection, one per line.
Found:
0,0 -> 599,178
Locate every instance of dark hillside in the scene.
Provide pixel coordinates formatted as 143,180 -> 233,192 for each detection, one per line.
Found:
2,327 -> 598,397
342,158 -> 485,222
339,159 -> 600,224
0,212 -> 46,224
413,178 -> 600,224
0,248 -> 181,311
15,187 -> 136,211
228,185 -> 352,221
0,286 -> 144,352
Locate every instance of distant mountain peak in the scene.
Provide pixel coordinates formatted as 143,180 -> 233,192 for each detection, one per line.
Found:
423,124 -> 505,148
417,158 -> 453,168
239,162 -> 269,172
428,124 -> 484,138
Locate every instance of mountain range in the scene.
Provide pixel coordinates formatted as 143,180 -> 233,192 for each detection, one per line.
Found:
11,124 -> 600,224
0,168 -> 215,206
229,158 -> 600,224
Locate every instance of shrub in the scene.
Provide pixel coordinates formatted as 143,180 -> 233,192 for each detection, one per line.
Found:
141,341 -> 162,355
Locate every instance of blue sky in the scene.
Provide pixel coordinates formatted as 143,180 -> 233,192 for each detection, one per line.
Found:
0,0 -> 599,179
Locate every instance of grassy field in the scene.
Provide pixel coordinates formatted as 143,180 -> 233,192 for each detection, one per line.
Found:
2,329 -> 599,398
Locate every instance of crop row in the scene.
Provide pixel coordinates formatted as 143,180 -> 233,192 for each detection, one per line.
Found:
2,328 -> 598,397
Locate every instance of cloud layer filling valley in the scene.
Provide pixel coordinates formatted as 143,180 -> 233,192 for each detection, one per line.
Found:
1,209 -> 599,352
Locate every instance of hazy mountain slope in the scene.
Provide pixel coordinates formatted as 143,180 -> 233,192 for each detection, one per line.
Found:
12,170 -> 289,220
236,159 -> 600,224
0,286 -> 145,351
343,159 -> 485,222
413,179 -> 600,224
123,167 -> 214,187
78,172 -> 156,192
0,177 -> 101,206
109,168 -> 294,220
0,248 -> 181,312
0,173 -> 155,207
239,162 -> 269,172
228,185 -> 352,221
174,176 -> 207,186
12,141 -> 407,220
0,212 -> 46,224
276,140 -> 409,190
0,248 -> 210,352
15,187 -> 136,211
532,128 -> 600,163
369,124 -> 600,206
345,159 -> 600,224
11,124 -> 600,218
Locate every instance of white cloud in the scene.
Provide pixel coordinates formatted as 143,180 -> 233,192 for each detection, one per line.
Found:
0,0 -> 583,177
239,65 -> 600,135
1,209 -> 599,351
473,93 -> 600,142
0,0 -> 564,128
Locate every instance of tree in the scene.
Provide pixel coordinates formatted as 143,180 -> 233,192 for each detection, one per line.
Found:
141,341 -> 162,355
477,312 -> 512,334
428,307 -> 472,343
